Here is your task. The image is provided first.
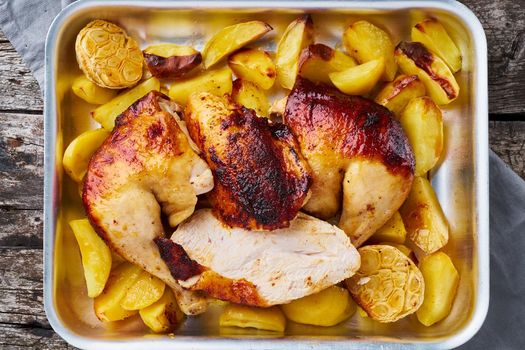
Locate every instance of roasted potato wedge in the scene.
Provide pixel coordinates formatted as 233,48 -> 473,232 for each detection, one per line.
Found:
297,44 -> 356,84
400,176 -> 449,254
168,66 -> 232,106
219,304 -> 286,332
412,19 -> 462,73
329,58 -> 384,96
374,74 -> 426,117
370,211 -> 407,244
281,285 -> 356,327
228,49 -> 276,90
202,21 -> 272,69
92,77 -> 160,130
417,252 -> 459,326
232,79 -> 270,117
400,96 -> 444,176
94,262 -> 142,322
275,15 -> 314,89
343,20 -> 397,81
395,41 -> 459,105
63,128 -> 109,182
143,43 -> 202,79
139,288 -> 184,333
72,75 -> 118,105
69,219 -> 112,298
120,270 -> 165,310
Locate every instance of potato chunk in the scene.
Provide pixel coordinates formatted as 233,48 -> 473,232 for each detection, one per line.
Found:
120,270 -> 165,310
370,211 -> 407,244
94,262 -> 142,321
298,44 -> 356,84
72,75 -> 117,105
69,219 -> 112,298
232,79 -> 270,117
275,15 -> 314,89
343,20 -> 397,81
281,285 -> 356,326
400,177 -> 449,254
202,21 -> 272,69
63,128 -> 109,182
143,44 -> 202,79
412,19 -> 462,73
374,74 -> 426,117
139,288 -> 184,333
329,58 -> 384,96
416,252 -> 459,326
228,49 -> 276,90
168,67 -> 232,106
92,77 -> 160,130
380,242 -> 413,258
400,96 -> 443,176
219,304 -> 286,332
395,41 -> 459,105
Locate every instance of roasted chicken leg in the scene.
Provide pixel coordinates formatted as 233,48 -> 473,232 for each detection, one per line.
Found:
83,91 -> 213,315
284,78 -> 415,246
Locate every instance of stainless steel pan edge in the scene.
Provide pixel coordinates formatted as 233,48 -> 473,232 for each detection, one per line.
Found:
43,1 -> 489,349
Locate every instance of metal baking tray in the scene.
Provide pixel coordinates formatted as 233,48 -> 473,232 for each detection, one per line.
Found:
43,0 -> 489,348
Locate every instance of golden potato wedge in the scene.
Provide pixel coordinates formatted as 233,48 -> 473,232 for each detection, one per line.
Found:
228,49 -> 276,90
400,96 -> 444,176
275,15 -> 314,89
92,77 -> 160,130
120,270 -> 165,310
329,58 -> 384,96
357,306 -> 368,318
72,75 -> 118,105
281,285 -> 356,327
143,43 -> 202,79
139,288 -> 184,333
63,128 -> 109,182
395,41 -> 459,105
297,44 -> 356,84
380,242 -> 413,258
202,21 -> 272,69
343,20 -> 397,81
168,67 -> 232,106
370,211 -> 407,244
400,177 -> 449,254
219,304 -> 286,332
412,19 -> 462,73
374,74 -> 426,117
69,219 -> 112,298
232,79 -> 270,117
417,252 -> 459,326
94,262 -> 142,322
269,96 -> 288,119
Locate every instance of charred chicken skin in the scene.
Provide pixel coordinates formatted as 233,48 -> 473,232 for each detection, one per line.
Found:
284,78 -> 415,246
184,92 -> 312,230
83,91 -> 213,315
156,209 -> 360,307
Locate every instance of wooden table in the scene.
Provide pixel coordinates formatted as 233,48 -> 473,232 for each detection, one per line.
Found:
0,1 -> 524,348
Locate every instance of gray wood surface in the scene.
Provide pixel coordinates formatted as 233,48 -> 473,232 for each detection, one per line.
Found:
0,0 -> 524,348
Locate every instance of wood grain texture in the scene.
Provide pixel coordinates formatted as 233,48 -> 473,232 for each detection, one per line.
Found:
0,0 -> 525,347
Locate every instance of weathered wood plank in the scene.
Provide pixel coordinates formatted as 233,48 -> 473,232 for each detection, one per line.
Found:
490,120 -> 525,179
0,324 -> 74,350
0,209 -> 43,248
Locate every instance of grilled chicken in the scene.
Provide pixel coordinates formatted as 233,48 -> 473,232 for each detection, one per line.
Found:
284,78 -> 415,246
83,91 -> 213,315
184,92 -> 312,230
155,209 -> 360,306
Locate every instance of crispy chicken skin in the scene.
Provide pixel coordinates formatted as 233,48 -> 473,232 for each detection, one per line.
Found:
184,92 -> 312,230
284,78 -> 415,246
156,209 -> 360,307
83,91 -> 213,315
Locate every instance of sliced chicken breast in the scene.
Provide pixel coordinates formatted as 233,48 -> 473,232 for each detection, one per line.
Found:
155,209 -> 360,307
83,91 -> 213,315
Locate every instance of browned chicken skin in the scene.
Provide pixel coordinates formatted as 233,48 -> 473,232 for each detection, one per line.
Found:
83,91 -> 213,315
185,92 -> 312,230
284,78 -> 415,246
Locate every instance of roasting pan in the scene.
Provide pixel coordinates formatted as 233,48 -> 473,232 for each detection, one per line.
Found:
43,0 -> 489,348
